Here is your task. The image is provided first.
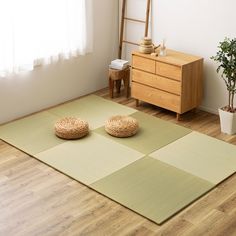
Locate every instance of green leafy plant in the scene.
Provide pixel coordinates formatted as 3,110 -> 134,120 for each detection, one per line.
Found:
211,37 -> 236,112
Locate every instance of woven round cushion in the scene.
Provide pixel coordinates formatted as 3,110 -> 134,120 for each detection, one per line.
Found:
105,115 -> 139,138
54,117 -> 89,140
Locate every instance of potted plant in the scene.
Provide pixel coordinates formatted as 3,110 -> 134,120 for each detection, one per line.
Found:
211,37 -> 236,135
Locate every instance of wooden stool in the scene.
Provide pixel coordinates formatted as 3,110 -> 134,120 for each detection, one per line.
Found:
108,67 -> 130,98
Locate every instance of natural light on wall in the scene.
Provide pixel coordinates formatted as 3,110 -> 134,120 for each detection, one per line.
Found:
0,0 -> 93,77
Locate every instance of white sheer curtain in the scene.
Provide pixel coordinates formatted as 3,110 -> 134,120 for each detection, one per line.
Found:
0,0 -> 93,76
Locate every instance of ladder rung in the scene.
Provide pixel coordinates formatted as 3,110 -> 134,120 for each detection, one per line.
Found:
119,0 -> 151,59
124,17 -> 146,24
123,40 -> 139,46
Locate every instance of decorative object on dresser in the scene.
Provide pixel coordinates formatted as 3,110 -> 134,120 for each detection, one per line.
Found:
139,37 -> 154,54
159,39 -> 167,57
131,49 -> 204,120
139,37 -> 160,55
211,37 -> 236,135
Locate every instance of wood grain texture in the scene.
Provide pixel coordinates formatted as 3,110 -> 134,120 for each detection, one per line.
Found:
132,82 -> 181,113
156,61 -> 181,81
118,0 -> 126,59
0,87 -> 236,236
132,50 -> 202,66
132,55 -> 156,73
131,50 -> 203,117
132,69 -> 181,95
144,0 -> 151,37
181,59 -> 204,113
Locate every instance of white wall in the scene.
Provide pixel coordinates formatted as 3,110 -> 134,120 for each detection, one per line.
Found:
0,0 -> 118,124
123,0 -> 236,114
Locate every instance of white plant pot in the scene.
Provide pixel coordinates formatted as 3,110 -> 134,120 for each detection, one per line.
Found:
219,108 -> 236,135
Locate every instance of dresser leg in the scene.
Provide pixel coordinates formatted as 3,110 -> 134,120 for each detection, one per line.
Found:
136,99 -> 139,107
176,113 -> 181,121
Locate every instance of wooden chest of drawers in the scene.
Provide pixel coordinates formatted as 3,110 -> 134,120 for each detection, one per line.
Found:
131,50 -> 203,119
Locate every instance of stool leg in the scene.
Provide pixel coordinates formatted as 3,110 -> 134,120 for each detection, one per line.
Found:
109,78 -> 114,98
115,80 -> 121,94
123,77 -> 130,98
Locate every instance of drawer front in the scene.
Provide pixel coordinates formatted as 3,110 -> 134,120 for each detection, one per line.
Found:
156,61 -> 181,81
132,55 -> 155,73
132,82 -> 180,113
132,69 -> 181,95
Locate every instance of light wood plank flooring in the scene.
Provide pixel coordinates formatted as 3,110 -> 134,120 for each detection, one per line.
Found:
0,88 -> 236,236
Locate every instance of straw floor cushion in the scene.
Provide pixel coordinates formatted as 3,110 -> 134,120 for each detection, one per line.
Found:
105,115 -> 139,138
54,117 -> 89,140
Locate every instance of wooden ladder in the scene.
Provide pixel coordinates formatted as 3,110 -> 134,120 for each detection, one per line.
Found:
118,0 -> 151,59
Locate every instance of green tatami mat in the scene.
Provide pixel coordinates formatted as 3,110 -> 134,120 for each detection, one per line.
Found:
91,157 -> 213,224
48,95 -> 136,130
94,111 -> 191,154
150,132 -> 236,184
2,94 -> 235,224
0,112 -> 64,155
35,133 -> 144,185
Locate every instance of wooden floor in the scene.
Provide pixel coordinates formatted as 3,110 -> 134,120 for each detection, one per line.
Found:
1,88 -> 236,236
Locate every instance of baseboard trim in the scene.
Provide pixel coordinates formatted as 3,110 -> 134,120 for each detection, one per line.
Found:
199,105 -> 219,115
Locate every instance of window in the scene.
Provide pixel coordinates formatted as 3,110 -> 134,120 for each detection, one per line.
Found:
0,0 -> 93,76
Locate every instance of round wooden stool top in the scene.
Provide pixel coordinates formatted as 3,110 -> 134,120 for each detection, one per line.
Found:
108,67 -> 130,81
